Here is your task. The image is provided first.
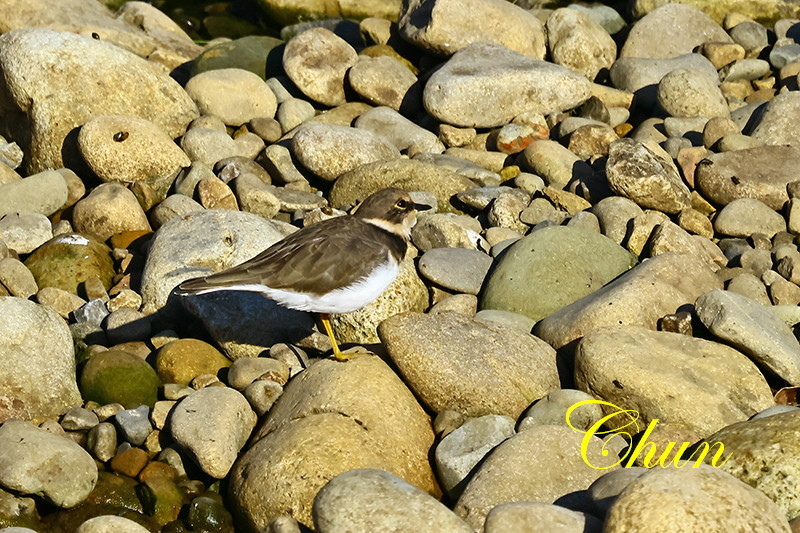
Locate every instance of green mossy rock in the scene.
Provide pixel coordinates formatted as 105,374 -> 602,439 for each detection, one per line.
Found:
24,233 -> 115,295
155,339 -> 232,386
80,350 -> 161,408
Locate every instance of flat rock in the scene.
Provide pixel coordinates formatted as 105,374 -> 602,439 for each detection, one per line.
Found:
484,502 -> 603,533
749,91 -> 800,148
0,170 -> 68,218
291,123 -> 400,181
695,145 -> 800,209
695,290 -> 800,386
77,115 -> 190,200
713,198 -> 786,238
170,387 -> 257,478
354,106 -> 445,154
0,420 -> 97,508
76,515 -> 151,533
434,414 -> 516,496
604,465 -> 790,533
0,297 -> 81,423
620,3 -> 732,59
454,425 -> 618,531
282,28 -> 357,107
378,311 -> 560,418
230,356 -> 437,529
423,42 -> 591,128
0,28 -> 197,173
535,253 -> 723,351
0,213 -> 51,255
700,409 -> 800,520
418,248 -> 492,295
329,159 -> 475,215
398,0 -> 545,59
575,325 -> 774,437
605,139 -> 690,213
313,469 -> 471,533
480,226 -> 636,322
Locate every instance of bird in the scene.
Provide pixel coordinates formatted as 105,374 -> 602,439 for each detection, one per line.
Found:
175,188 -> 427,361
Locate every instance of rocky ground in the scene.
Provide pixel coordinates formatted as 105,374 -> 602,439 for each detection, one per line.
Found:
1,0 -> 800,531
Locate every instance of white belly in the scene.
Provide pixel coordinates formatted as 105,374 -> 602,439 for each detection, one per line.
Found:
194,260 -> 401,314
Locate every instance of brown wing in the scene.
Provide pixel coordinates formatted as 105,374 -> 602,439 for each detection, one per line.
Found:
178,216 -> 407,295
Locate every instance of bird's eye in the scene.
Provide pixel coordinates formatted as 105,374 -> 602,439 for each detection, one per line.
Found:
395,199 -> 408,209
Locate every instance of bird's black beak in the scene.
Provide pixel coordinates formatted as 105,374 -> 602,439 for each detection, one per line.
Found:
413,201 -> 432,212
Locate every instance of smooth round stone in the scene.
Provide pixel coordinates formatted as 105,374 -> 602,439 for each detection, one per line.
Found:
0,213 -> 52,254
522,140 -> 592,189
61,407 -> 99,431
230,357 -> 437,529
423,42 -> 591,128
729,21 -> 769,53
591,196 -> 643,244
398,0 -> 545,59
283,28 -> 357,107
378,311 -> 559,419
185,68 -> 277,127
695,145 -> 800,209
435,414 -> 515,496
610,53 -> 718,96
575,325 -> 773,436
76,515 -> 150,533
519,389 -> 602,432
719,58 -> 771,82
657,68 -> 729,118
0,258 -> 37,298
454,425 -> 617,531
0,297 -> 82,422
0,420 -> 97,508
24,233 -> 115,295
713,198 -> 785,238
472,309 -> 535,333
620,3 -> 732,59
291,123 -> 400,182
604,465 -> 790,532
191,36 -> 284,78
227,357 -> 289,390
180,128 -> 239,167
0,170 -> 68,218
480,226 -> 635,322
114,405 -> 152,446
695,289 -> 800,386
77,115 -> 190,200
484,502 -> 603,533
0,29 -> 198,173
418,248 -> 492,295
354,106 -> 445,154
155,339 -> 232,386
605,138 -> 690,213
546,8 -> 616,81
275,97 -> 315,133
587,467 -> 649,516
348,55 -> 417,111
149,194 -> 203,229
749,91 -> 800,148
330,159 -> 475,215
770,43 -> 800,69
429,294 -> 478,316
80,350 -> 161,409
72,183 -> 151,241
313,469 -> 471,533
170,387 -> 256,478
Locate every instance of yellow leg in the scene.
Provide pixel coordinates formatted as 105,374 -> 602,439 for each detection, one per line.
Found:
320,313 -> 347,361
